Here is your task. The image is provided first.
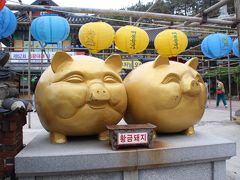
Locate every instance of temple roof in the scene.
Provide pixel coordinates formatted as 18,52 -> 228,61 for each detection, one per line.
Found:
31,0 -> 58,6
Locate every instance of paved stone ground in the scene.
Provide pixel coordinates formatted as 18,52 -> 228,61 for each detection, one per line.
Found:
22,99 -> 240,180
196,99 -> 240,180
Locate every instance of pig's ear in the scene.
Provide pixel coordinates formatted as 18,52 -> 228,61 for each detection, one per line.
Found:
105,54 -> 122,73
153,55 -> 169,68
51,52 -> 73,73
185,57 -> 198,70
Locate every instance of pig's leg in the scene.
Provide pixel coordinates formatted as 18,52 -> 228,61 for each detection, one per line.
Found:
50,132 -> 67,144
184,126 -> 195,136
153,130 -> 157,139
98,130 -> 109,141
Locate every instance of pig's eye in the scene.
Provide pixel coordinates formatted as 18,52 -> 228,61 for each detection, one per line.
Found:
162,74 -> 180,84
104,75 -> 118,83
195,75 -> 204,83
64,75 -> 84,83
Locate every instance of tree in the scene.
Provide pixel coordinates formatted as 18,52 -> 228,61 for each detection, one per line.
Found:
99,0 -> 235,26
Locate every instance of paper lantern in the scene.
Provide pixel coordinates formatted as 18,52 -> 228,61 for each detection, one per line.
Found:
232,39 -> 240,57
201,33 -> 232,58
115,25 -> 149,54
0,0 -> 6,10
79,22 -> 115,53
30,15 -> 70,43
154,29 -> 188,57
0,7 -> 17,39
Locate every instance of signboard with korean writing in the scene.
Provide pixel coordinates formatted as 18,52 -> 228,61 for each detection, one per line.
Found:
63,40 -> 71,51
118,132 -> 148,145
107,123 -> 156,150
122,59 -> 142,70
14,40 -> 23,51
9,52 -> 76,63
23,41 -> 61,52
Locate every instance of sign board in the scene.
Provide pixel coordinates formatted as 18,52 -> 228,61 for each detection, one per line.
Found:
14,40 -> 23,51
23,41 -> 60,52
122,59 -> 142,70
107,123 -> 156,150
9,52 -> 76,63
117,132 -> 148,145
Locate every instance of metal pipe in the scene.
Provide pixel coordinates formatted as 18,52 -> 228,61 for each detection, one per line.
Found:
152,20 -> 235,30
227,55 -> 233,121
237,73 -> 239,99
27,11 -> 32,128
203,0 -> 231,15
234,0 -> 240,103
234,0 -> 240,53
6,4 -> 234,26
184,0 -> 232,26
134,0 -> 159,26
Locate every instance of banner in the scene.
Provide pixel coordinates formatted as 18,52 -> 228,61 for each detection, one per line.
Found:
122,59 -> 142,70
9,52 -> 76,63
14,40 -> 23,51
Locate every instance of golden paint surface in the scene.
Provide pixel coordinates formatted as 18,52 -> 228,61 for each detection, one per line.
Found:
35,52 -> 127,143
124,56 -> 206,133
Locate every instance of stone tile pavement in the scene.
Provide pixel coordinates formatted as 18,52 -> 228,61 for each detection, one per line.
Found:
23,99 -> 240,180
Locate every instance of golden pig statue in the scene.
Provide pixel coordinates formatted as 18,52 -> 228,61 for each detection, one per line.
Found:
124,56 -> 206,135
35,52 -> 127,143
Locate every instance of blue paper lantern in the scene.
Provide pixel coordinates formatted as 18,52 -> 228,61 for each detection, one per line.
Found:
232,39 -> 240,57
201,33 -> 233,58
0,7 -> 17,39
30,15 -> 70,44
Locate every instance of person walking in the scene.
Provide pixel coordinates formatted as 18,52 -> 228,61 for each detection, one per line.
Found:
216,79 -> 227,108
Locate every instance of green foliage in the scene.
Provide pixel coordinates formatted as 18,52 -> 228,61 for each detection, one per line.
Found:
125,0 -> 233,16
127,1 -> 153,11
233,73 -> 240,85
205,66 -> 240,78
99,0 -> 235,26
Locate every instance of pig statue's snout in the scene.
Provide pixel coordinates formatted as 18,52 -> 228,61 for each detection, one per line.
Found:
88,83 -> 110,102
182,79 -> 201,96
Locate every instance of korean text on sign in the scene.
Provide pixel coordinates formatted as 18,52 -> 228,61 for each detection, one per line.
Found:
117,132 -> 148,145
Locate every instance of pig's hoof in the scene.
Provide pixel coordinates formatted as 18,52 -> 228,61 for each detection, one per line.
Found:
50,132 -> 67,144
98,130 -> 109,141
184,126 -> 195,136
152,130 -> 157,139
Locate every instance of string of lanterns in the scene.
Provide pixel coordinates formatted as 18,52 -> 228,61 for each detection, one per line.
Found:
78,22 -> 114,53
78,22 -> 188,56
0,4 -> 189,57
115,25 -> 149,54
232,39 -> 240,57
201,33 -> 240,58
30,14 -> 70,44
0,6 -> 17,39
0,4 -> 239,58
154,29 -> 188,57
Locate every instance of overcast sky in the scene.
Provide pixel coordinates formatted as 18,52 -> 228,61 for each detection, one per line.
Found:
7,0 -> 153,9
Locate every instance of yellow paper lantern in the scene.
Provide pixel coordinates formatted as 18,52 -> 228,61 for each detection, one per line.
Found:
115,25 -> 149,54
79,22 -> 115,53
154,29 -> 188,57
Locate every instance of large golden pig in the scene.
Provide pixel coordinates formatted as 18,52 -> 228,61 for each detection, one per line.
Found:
124,56 -> 206,135
35,52 -> 127,143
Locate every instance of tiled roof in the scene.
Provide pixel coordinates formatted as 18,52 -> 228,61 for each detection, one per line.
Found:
16,13 -> 99,26
31,0 -> 58,6
65,15 -> 98,24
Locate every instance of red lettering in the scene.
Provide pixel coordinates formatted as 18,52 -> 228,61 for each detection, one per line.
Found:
134,134 -> 140,142
140,134 -> 147,141
120,134 -> 126,143
127,134 -> 133,142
